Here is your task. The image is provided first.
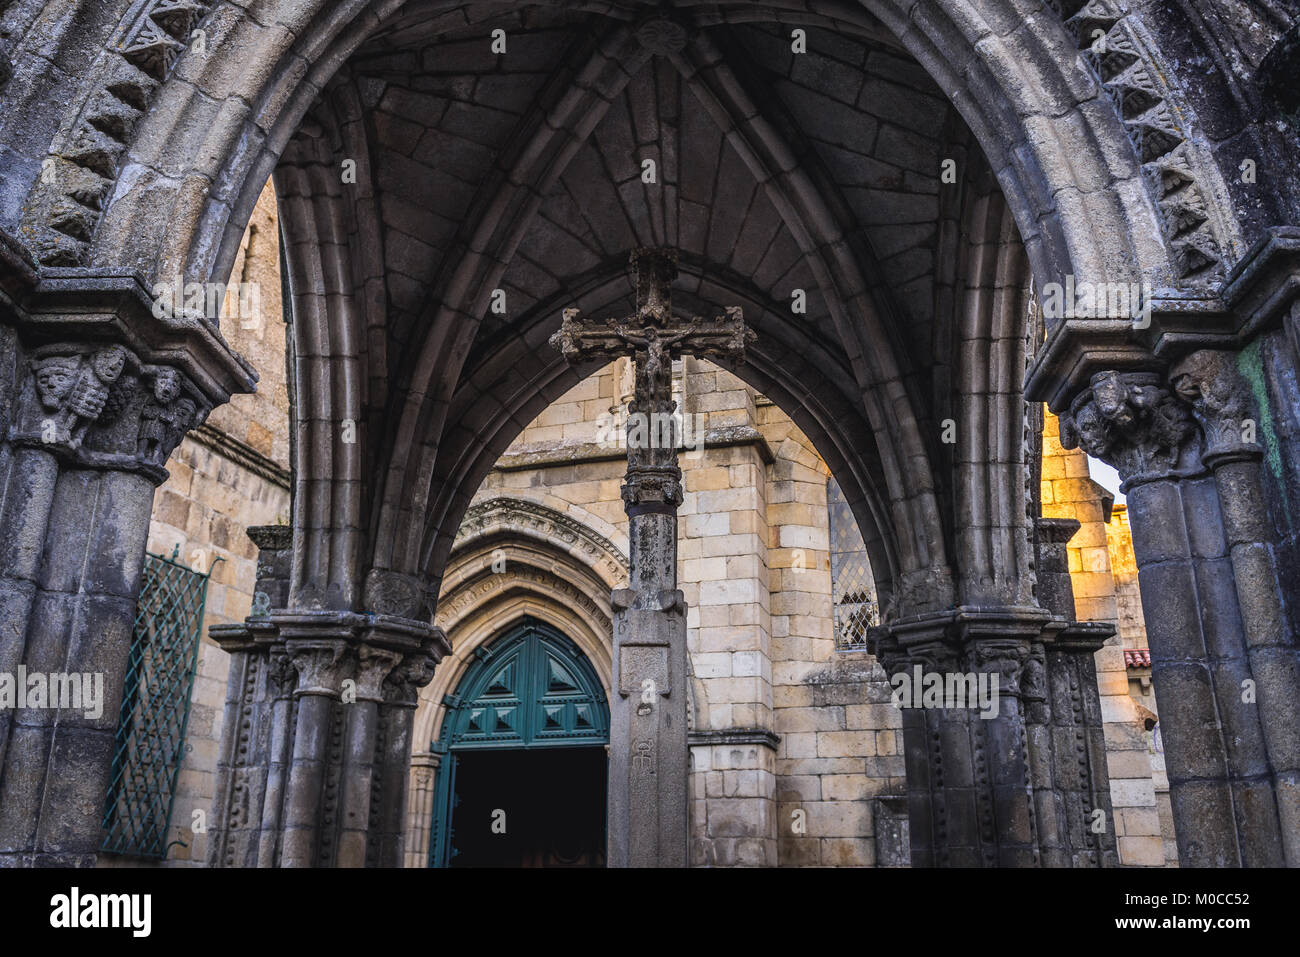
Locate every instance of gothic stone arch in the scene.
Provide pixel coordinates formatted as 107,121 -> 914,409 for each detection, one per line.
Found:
0,0 -> 1297,867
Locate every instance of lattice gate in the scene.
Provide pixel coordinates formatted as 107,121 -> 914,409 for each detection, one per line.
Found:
101,546 -> 218,859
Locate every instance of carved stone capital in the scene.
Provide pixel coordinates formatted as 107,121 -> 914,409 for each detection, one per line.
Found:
1058,370 -> 1199,486
868,606 -> 1052,693
382,635 -> 448,707
266,651 -> 297,699
1169,349 -> 1261,465
356,646 -> 403,702
288,641 -> 351,698
868,627 -> 961,679
621,466 -> 683,511
8,340 -> 209,481
2,271 -> 254,482
966,637 -> 1033,698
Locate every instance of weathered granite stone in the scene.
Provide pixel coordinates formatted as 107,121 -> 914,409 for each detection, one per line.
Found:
551,248 -> 752,867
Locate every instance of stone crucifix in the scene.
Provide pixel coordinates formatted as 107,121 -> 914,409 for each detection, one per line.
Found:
550,247 -> 752,867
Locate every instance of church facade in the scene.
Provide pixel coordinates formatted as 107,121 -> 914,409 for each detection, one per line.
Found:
0,0 -> 1295,868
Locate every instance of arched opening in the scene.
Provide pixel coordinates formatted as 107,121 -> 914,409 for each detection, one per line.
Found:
429,617 -> 610,868
4,0 -> 1289,872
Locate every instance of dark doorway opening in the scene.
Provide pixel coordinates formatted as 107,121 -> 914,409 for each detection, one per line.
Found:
448,746 -> 607,867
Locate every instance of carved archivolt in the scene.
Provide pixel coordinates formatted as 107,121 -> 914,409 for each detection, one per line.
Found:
22,1 -> 212,266
1046,0 -> 1235,279
451,497 -> 629,587
436,563 -> 612,636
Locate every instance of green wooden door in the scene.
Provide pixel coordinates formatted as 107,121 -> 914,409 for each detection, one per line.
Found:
429,618 -> 609,866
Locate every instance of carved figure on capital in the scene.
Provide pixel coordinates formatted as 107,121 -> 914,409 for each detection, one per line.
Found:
137,365 -> 201,467
1170,350 -> 1258,461
1059,371 -> 1197,483
27,344 -> 132,448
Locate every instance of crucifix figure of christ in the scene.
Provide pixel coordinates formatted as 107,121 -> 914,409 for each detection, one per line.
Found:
550,247 -> 752,867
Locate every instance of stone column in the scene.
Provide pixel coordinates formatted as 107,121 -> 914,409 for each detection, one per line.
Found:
608,385 -> 690,868
1033,517 -> 1120,868
209,535 -> 449,868
1170,350 -> 1300,865
0,271 -> 253,866
1060,368 -> 1295,865
871,606 -> 1051,867
405,751 -> 439,868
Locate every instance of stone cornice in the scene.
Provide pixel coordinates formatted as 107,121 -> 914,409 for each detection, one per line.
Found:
4,267 -> 256,406
687,728 -> 780,750
189,422 -> 290,489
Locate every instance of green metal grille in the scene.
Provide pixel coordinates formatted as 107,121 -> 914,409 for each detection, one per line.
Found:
101,545 -> 218,859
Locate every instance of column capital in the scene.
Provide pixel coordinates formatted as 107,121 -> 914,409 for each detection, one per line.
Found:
356,646 -> 404,703
382,642 -> 447,707
621,466 -> 683,512
1058,370 -> 1200,488
868,604 -> 1054,687
1169,348 -> 1263,465
2,268 -> 256,483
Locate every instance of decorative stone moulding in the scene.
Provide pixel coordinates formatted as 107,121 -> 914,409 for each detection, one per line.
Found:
1046,0 -> 1234,281
1,268 -> 255,481
20,1 -> 212,267
453,496 -> 630,580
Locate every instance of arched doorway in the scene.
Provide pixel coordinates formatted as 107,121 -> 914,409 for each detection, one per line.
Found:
429,618 -> 610,867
